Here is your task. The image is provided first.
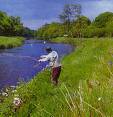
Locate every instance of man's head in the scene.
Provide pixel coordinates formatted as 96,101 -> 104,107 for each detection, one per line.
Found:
45,47 -> 52,53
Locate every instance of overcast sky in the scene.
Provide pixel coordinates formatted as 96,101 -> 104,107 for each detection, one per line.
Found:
0,0 -> 113,29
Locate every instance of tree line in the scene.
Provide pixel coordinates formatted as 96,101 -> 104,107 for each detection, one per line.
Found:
0,11 -> 35,37
36,4 -> 113,39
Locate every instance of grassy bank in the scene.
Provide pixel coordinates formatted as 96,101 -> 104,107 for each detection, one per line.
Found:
1,38 -> 113,116
0,36 -> 24,49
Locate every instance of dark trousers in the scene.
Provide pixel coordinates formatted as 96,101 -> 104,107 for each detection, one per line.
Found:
51,66 -> 61,85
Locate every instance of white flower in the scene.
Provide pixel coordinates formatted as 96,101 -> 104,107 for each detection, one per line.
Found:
12,90 -> 17,93
98,97 -> 102,101
13,97 -> 22,106
2,92 -> 8,97
64,34 -> 68,37
5,88 -> 9,92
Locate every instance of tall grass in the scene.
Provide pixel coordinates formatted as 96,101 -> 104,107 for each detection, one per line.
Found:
0,38 -> 113,116
0,36 -> 24,49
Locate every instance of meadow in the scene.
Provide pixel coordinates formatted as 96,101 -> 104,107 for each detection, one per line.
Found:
0,36 -> 24,49
0,38 -> 113,117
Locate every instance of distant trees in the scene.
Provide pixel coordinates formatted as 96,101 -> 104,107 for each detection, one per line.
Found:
36,22 -> 64,39
93,12 -> 113,28
23,27 -> 36,38
36,5 -> 113,39
71,16 -> 91,37
90,12 -> 113,37
0,11 -> 35,37
9,16 -> 24,35
0,11 -> 23,36
0,11 -> 9,35
2,6 -> 113,39
59,4 -> 81,36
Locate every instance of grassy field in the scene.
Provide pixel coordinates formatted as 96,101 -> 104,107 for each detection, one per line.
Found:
0,36 -> 24,49
1,38 -> 113,117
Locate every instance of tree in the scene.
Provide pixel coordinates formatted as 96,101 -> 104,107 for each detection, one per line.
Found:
36,22 -> 64,39
71,16 -> 91,37
0,11 -> 9,35
59,4 -> 81,36
93,12 -> 113,28
0,10 -> 35,37
7,16 -> 24,36
105,21 -> 113,37
23,27 -> 36,38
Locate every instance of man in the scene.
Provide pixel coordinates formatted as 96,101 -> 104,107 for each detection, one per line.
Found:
38,47 -> 61,85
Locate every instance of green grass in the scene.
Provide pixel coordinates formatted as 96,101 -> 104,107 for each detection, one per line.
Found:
0,36 -> 24,49
1,38 -> 113,117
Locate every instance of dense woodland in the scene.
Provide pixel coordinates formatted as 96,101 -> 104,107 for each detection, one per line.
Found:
0,11 -> 35,37
36,5 -> 113,39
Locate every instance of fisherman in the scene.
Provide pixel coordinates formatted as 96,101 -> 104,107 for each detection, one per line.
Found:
38,47 -> 61,85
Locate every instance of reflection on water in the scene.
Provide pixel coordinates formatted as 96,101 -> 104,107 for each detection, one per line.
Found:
0,40 -> 73,89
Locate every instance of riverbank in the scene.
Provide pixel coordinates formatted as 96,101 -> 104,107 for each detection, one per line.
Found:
1,38 -> 113,116
0,36 -> 24,49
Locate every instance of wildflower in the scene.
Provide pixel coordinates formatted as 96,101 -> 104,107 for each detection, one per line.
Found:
12,90 -> 17,93
5,88 -> 9,92
98,97 -> 102,101
13,97 -> 22,107
2,92 -> 8,97
13,96 -> 22,112
64,34 -> 68,37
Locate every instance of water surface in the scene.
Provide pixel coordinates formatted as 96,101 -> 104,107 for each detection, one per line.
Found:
0,40 -> 73,89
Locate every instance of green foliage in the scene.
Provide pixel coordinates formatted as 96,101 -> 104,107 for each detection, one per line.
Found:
0,11 -> 35,37
76,16 -> 91,27
0,11 -> 23,36
83,26 -> 106,38
0,36 -> 24,49
23,27 -> 36,38
36,15 -> 91,38
93,12 -> 113,28
71,16 -> 91,37
59,4 -> 81,35
36,11 -> 113,39
105,21 -> 113,37
36,22 -> 64,39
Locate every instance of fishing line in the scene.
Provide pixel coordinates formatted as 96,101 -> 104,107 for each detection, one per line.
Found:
1,53 -> 38,62
0,53 -> 42,68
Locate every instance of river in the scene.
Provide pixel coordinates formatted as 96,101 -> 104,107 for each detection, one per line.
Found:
0,40 -> 73,89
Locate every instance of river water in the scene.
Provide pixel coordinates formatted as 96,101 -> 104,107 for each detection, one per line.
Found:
0,40 -> 73,89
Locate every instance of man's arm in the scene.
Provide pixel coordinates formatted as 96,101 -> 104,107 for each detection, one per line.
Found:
38,54 -> 51,62
40,55 -> 47,58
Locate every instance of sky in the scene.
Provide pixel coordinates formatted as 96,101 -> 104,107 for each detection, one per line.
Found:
0,0 -> 113,29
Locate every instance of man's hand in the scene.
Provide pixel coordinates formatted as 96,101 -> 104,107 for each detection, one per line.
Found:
38,59 -> 42,62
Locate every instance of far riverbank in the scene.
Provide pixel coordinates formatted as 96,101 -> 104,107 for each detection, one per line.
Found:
0,36 -> 24,49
